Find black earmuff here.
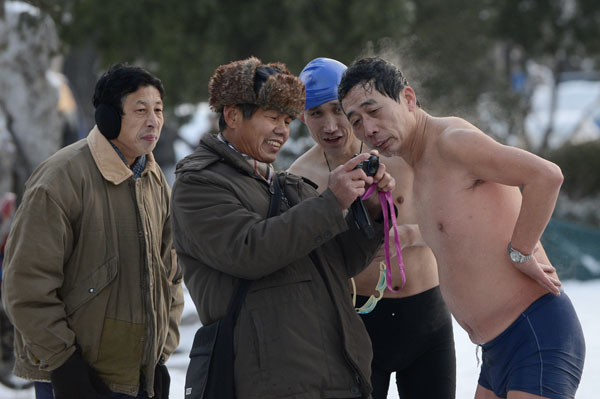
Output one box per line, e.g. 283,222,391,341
94,104,121,140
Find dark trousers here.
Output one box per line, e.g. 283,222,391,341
358,286,456,399
35,381,151,399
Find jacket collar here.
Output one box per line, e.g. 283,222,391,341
175,133,254,177
87,126,162,186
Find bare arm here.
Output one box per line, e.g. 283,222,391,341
439,128,562,251
439,127,563,294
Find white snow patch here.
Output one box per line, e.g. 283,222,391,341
581,254,600,274
5,1,40,16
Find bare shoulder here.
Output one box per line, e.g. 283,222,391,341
437,116,488,142
288,145,320,173
287,145,328,189
431,116,560,185
435,117,498,162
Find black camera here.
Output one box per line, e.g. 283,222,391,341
355,155,379,177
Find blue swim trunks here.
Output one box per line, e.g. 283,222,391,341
478,292,585,399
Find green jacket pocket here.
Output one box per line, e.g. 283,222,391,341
62,257,118,316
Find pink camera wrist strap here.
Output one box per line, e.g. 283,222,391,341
361,185,406,292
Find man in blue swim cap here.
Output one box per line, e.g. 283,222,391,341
289,57,457,399
291,58,358,172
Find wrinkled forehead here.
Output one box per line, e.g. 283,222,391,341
122,85,163,105
343,79,377,98
341,82,379,111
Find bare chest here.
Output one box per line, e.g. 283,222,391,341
378,156,418,223
412,162,522,261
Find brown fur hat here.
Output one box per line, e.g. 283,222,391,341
208,56,305,118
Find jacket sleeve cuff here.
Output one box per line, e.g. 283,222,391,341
43,345,77,372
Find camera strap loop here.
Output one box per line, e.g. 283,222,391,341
361,186,406,292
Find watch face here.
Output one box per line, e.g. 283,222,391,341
510,251,520,262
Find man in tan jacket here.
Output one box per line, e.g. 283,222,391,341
2,63,184,399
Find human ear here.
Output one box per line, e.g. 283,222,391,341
223,105,240,128
402,87,418,111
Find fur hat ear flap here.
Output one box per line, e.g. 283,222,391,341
208,57,305,119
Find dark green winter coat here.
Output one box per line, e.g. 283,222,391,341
172,133,385,399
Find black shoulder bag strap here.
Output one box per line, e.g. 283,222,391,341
200,174,283,399
230,173,282,310
226,174,282,318
267,173,282,220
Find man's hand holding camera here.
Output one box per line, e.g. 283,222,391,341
328,150,395,214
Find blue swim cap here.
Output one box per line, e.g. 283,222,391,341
299,57,347,110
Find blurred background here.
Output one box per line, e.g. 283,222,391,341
0,0,598,397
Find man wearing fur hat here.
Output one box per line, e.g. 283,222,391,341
171,57,395,398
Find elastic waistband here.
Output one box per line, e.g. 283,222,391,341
356,285,442,306
355,285,446,314
482,291,565,350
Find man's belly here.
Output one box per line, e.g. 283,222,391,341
436,251,554,344
412,171,559,343
353,245,439,298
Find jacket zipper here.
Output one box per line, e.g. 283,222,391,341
131,179,155,393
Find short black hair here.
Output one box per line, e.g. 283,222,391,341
92,63,165,114
338,57,411,105
217,65,283,131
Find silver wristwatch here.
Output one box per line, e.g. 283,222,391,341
507,241,533,263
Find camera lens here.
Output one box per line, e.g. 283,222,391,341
353,154,379,176
363,155,379,176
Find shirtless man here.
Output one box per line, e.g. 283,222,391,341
338,57,586,399
289,57,456,399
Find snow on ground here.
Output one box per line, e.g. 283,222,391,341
1,279,598,399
